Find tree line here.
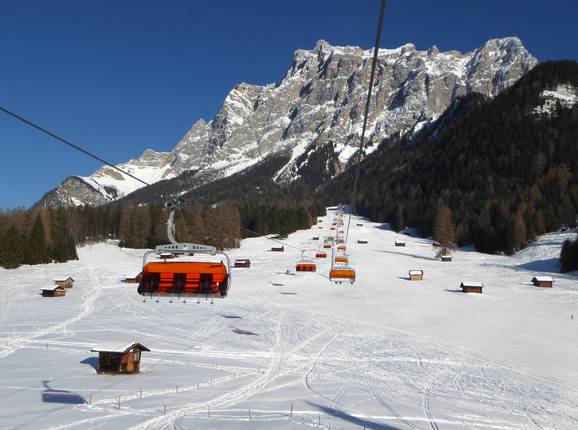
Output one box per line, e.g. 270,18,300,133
0,208,77,269
1,196,319,269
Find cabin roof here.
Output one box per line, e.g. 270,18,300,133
54,277,74,282
91,342,150,354
532,276,554,282
395,240,406,243
234,258,250,262
409,270,423,275
41,286,66,292
461,281,483,288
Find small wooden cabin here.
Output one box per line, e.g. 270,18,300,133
335,256,349,264
323,243,332,249
41,286,66,297
408,270,423,281
357,239,368,244
271,246,284,252
356,223,363,227
54,277,74,288
234,259,251,268
395,240,406,247
312,236,320,240
441,255,452,262
461,281,483,294
315,251,327,258
337,244,346,251
91,342,150,375
532,276,553,288
122,272,142,284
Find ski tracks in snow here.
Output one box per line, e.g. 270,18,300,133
0,261,102,360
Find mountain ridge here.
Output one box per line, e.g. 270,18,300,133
38,37,538,207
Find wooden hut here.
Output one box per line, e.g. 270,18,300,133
408,270,423,281
312,236,320,240
461,281,483,294
441,255,452,262
91,342,150,375
395,240,406,247
356,223,363,227
41,286,66,297
271,246,284,252
54,277,74,288
234,259,251,268
122,272,142,284
532,276,553,288
357,239,368,244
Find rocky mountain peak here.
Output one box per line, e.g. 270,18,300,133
39,37,538,208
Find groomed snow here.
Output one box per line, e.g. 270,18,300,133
1,210,578,429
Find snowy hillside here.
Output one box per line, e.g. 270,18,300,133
40,37,537,207
1,208,577,429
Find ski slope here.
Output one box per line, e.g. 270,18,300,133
1,208,578,430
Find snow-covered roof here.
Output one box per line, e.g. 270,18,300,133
41,286,66,292
532,276,554,282
461,281,483,288
395,240,406,244
91,342,150,354
54,277,74,282
409,270,423,275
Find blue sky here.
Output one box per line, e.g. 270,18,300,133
1,0,577,209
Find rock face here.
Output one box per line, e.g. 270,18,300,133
39,37,538,207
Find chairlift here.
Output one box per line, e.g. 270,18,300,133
137,199,231,299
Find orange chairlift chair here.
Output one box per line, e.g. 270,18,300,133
138,200,231,301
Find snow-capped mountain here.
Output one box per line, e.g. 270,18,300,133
39,37,538,207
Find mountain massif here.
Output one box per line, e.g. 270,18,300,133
39,37,538,207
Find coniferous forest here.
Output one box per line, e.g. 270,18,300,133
319,61,578,256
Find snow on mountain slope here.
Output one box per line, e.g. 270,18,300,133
532,83,578,116
41,37,537,207
1,209,577,429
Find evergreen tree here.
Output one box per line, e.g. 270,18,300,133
560,236,578,273
26,215,51,264
0,225,25,269
392,205,405,232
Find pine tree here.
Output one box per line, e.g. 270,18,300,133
392,205,405,232
0,225,25,269
433,204,456,257
26,215,51,264
560,236,578,273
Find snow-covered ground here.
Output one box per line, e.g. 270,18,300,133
1,209,578,429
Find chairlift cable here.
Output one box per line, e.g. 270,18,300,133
344,0,387,246
0,106,302,251
0,106,150,187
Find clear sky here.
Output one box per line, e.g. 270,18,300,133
1,0,577,209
